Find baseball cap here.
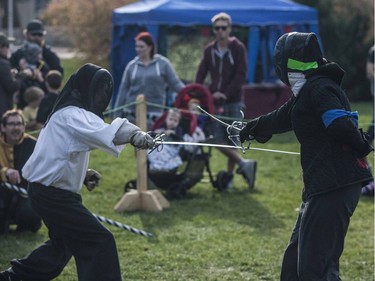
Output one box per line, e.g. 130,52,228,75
0,33,9,46
26,19,45,34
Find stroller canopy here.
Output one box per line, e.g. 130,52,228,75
174,83,215,115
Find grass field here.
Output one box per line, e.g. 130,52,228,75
0,59,373,280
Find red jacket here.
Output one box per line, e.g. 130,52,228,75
195,37,247,104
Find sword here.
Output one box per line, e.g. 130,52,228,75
155,140,300,155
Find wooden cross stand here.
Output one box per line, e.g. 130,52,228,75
114,95,170,212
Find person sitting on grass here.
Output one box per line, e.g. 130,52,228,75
0,109,41,234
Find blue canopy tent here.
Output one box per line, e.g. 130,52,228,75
111,0,320,106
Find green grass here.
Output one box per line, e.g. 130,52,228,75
0,59,373,280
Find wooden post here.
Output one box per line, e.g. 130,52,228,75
114,95,170,212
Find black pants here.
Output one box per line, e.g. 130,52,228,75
10,183,122,281
280,183,361,281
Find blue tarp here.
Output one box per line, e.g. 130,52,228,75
111,0,320,106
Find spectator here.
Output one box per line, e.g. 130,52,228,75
11,19,64,75
240,32,373,280
22,86,44,131
148,108,205,198
14,42,48,109
10,19,63,109
0,109,41,234
195,12,257,189
114,31,185,129
148,108,184,173
36,70,63,127
0,34,20,118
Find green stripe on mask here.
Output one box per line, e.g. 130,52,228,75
287,58,318,71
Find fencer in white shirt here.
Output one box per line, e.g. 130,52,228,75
0,63,154,281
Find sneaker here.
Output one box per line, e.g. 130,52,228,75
236,160,257,189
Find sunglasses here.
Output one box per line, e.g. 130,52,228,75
1,44,9,48
214,26,228,31
31,32,44,37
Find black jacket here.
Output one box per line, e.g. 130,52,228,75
251,63,373,200
10,44,64,75
0,55,20,117
0,134,36,189
36,92,59,124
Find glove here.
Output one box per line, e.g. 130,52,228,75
130,131,155,149
355,129,374,158
84,169,101,192
240,119,258,143
239,119,272,144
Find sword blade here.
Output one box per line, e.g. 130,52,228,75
157,141,300,155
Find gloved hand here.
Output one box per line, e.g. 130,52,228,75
239,119,272,144
355,129,374,158
84,169,102,192
130,131,155,149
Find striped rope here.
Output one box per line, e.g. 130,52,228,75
92,214,153,238
0,182,28,195
0,182,153,238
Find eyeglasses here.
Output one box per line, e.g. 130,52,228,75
135,45,146,49
214,26,228,31
30,32,44,37
6,122,24,127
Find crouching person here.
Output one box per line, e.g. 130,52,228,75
0,64,155,281
0,109,41,234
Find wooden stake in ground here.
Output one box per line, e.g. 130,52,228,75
114,95,170,212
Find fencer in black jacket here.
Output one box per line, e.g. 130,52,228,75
240,32,373,281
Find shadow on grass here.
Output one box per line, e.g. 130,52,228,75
121,186,285,242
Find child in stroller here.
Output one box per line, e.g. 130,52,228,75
124,83,233,198
147,107,206,198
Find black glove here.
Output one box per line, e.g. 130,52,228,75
84,169,101,192
239,119,272,144
130,131,155,149
239,120,255,143
355,129,374,158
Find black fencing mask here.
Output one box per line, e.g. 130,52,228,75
274,32,324,86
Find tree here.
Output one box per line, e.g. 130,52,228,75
295,0,374,100
43,0,136,69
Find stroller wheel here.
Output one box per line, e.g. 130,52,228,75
214,171,233,192
124,179,137,193
166,179,190,199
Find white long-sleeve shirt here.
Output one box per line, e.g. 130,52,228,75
23,106,136,193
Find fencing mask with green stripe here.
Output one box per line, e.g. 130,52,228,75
274,32,324,86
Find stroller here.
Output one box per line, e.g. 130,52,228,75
124,83,231,198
